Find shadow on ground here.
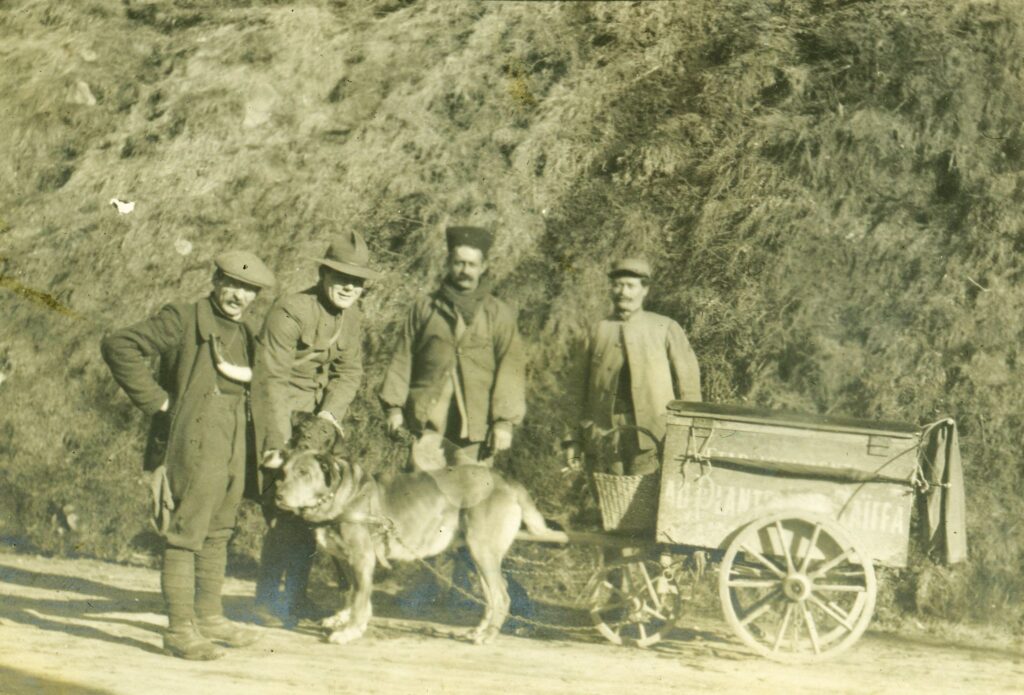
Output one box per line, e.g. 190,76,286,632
0,665,118,695
0,560,249,655
0,553,733,657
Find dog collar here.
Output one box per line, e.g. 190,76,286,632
294,455,346,524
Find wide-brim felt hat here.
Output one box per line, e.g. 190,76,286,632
608,256,652,279
214,250,276,289
311,231,380,280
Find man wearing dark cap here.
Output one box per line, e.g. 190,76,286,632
565,257,701,476
249,230,376,627
380,226,525,463
379,226,528,617
101,251,274,660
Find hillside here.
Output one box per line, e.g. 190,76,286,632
1,0,1023,630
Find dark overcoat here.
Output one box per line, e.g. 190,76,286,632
100,298,259,495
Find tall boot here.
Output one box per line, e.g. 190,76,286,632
280,516,317,621
195,533,260,647
195,533,229,620
161,546,222,660
253,516,288,626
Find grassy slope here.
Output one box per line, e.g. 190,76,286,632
1,0,1022,629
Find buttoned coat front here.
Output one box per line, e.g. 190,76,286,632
379,292,526,443
569,310,701,444
250,286,364,455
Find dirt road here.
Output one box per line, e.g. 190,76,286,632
0,550,1020,695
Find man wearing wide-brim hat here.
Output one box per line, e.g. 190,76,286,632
101,250,274,660
564,256,701,476
249,230,377,627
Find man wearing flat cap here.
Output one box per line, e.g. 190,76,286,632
249,230,376,627
565,257,701,476
380,225,526,464
101,250,274,660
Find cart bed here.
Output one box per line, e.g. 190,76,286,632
656,402,921,567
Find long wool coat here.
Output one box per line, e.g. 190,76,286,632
379,291,526,443
100,298,259,493
569,309,701,445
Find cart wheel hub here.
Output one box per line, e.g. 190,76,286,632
628,598,645,622
782,574,811,601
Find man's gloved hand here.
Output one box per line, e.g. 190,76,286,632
561,441,583,474
261,449,284,469
149,465,174,533
317,410,343,436
386,408,404,435
491,422,513,452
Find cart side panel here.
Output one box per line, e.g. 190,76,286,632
656,409,920,567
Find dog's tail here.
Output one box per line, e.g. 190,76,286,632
508,480,550,535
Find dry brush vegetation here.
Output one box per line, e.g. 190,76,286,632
1,0,1022,632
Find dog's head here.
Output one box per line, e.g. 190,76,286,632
289,411,345,456
273,413,364,521
274,449,339,514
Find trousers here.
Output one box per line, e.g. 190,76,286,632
165,391,247,551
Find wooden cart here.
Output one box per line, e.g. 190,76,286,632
522,401,954,662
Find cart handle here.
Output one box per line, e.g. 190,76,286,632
591,424,665,466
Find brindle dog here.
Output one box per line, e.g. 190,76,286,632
273,420,551,645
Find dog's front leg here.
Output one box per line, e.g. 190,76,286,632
322,556,355,631
326,527,376,645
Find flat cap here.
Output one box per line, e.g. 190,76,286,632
608,256,652,279
214,250,276,289
445,226,493,255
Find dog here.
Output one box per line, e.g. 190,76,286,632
273,426,551,645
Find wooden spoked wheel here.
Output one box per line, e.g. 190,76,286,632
719,512,877,662
589,556,683,648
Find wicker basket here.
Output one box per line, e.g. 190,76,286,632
592,472,659,532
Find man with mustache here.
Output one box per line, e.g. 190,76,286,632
250,231,377,628
380,225,525,465
379,226,529,616
101,251,275,660
565,257,701,477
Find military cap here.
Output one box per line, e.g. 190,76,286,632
445,226,493,255
608,257,652,279
214,250,276,289
313,231,380,280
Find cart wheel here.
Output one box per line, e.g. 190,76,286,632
588,555,683,648
719,512,876,662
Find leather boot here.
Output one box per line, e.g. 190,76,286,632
250,603,286,628
163,624,225,661
195,616,263,648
